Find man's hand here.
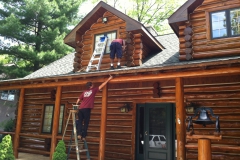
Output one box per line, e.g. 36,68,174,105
109,75,113,80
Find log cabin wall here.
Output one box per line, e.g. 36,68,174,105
184,75,240,160
179,0,240,61
8,72,240,159
60,74,239,160
61,79,175,160
73,11,150,72
17,87,58,154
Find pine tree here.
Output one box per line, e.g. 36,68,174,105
0,0,86,79
52,140,67,160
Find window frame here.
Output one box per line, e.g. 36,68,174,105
42,104,65,134
210,8,240,39
94,30,117,54
206,4,240,42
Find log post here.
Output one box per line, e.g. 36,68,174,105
198,139,211,160
50,86,62,159
13,88,25,158
98,84,108,160
175,77,186,160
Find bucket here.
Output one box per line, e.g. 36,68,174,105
100,36,106,42
72,105,78,110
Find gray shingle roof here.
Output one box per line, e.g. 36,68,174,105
141,34,179,67
22,33,240,80
24,52,75,79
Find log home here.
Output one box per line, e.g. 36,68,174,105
0,0,240,160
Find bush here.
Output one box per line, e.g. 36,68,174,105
0,134,15,160
52,140,67,160
0,119,15,143
0,119,15,132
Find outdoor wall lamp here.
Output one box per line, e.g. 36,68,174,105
185,107,220,134
120,103,132,113
102,17,108,23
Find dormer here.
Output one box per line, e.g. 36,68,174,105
64,1,164,72
168,0,240,61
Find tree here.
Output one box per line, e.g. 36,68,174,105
0,134,14,160
91,0,187,33
0,0,86,79
52,140,67,160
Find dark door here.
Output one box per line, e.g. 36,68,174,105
135,103,175,160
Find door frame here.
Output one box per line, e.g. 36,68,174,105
133,99,175,160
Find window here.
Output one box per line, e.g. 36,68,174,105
42,104,65,133
0,90,16,101
210,8,240,39
94,31,117,53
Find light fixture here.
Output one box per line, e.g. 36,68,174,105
185,107,220,134
102,17,108,23
120,103,132,113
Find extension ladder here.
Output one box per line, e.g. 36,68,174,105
86,36,108,72
62,105,90,160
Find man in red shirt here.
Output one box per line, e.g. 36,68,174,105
76,75,113,140
110,39,126,69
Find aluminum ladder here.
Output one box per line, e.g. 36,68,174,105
62,105,90,160
86,36,108,72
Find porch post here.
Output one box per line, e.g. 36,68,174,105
98,84,108,160
175,77,186,160
50,86,62,159
13,88,25,158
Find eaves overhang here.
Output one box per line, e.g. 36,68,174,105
1,56,240,90
168,0,204,37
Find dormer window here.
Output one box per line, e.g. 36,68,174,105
94,30,117,53
210,8,240,39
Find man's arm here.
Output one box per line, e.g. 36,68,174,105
99,75,113,90
76,98,80,105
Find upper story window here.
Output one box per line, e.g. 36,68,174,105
42,104,65,134
94,31,117,53
210,8,240,39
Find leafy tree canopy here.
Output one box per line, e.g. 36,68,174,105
0,0,86,79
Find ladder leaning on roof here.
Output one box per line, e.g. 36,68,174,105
62,105,90,160
86,36,108,72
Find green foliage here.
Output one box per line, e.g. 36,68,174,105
52,140,67,160
0,134,15,160
0,0,86,79
0,119,15,132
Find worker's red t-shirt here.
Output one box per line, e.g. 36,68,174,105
79,87,99,109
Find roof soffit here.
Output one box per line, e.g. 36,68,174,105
168,0,204,36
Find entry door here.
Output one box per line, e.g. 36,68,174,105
136,103,175,160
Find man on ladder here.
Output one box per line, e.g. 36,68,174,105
76,75,113,140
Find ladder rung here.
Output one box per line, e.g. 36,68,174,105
79,149,88,153
91,58,100,61
88,65,98,68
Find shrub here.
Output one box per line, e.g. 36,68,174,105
52,140,67,160
0,134,14,160
2,119,15,132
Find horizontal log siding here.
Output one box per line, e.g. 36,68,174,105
184,75,240,160
179,0,240,61
73,11,128,72
19,87,56,154
19,74,240,159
